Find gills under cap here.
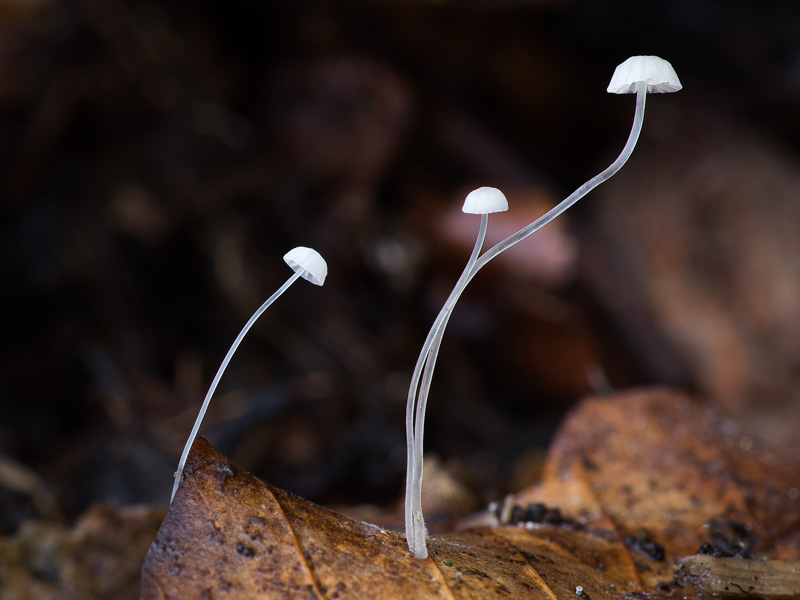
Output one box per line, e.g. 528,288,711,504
462,187,509,215
607,55,682,94
283,246,327,286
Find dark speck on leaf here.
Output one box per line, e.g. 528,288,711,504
544,507,563,524
529,503,547,522
702,516,755,558
625,535,665,561
498,501,582,529
511,505,528,523
236,542,255,557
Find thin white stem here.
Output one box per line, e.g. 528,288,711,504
405,214,488,558
170,271,302,502
471,85,646,279
403,86,647,558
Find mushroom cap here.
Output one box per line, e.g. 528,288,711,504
283,246,327,286
462,187,509,215
607,56,682,94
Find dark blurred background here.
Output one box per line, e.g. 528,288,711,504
2,0,800,536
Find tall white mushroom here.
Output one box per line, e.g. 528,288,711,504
465,56,681,278
170,246,327,502
403,55,681,559
405,187,507,559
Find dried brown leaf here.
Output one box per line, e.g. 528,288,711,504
142,444,643,599
501,388,800,592
141,389,800,599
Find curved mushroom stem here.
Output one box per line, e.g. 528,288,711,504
470,84,646,278
404,85,647,558
405,213,488,559
171,270,302,502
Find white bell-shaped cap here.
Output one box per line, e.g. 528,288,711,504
283,246,327,286
607,56,682,94
462,186,509,215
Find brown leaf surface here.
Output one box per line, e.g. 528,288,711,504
503,388,800,591
141,389,800,599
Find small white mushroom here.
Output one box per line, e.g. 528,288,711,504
405,187,507,559
403,56,682,560
283,246,328,286
607,55,682,94
170,246,326,502
461,186,510,215
463,55,682,282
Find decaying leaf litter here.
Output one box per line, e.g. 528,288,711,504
142,53,684,590
4,2,800,600
142,390,800,599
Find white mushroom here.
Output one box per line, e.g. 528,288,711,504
170,246,326,502
403,55,682,560
465,55,682,283
283,246,328,286
405,187,507,559
607,55,682,94
461,186,510,215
